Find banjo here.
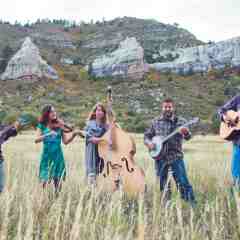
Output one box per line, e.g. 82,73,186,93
149,117,199,160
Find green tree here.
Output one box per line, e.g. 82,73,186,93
0,45,14,73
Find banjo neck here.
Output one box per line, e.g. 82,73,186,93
161,128,181,144
161,117,199,144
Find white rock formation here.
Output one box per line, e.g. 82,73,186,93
150,37,240,74
1,37,58,80
91,37,145,78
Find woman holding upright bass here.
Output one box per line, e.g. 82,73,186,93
84,103,108,185
84,87,145,196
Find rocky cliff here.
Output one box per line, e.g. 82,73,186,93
150,37,240,74
90,37,146,78
1,37,58,80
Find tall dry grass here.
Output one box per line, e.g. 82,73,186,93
0,133,239,240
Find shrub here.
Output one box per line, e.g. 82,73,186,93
64,72,79,81
211,112,221,134
79,68,89,80
0,111,7,123
3,113,18,124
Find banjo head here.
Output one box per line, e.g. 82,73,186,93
149,136,163,159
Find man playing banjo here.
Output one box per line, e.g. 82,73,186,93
144,98,196,205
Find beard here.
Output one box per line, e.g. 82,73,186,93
163,111,173,118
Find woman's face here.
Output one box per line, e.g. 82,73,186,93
48,108,57,121
95,105,105,120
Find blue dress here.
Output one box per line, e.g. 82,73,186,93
37,123,66,182
84,120,108,177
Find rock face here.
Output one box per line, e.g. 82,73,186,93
90,37,146,78
79,17,202,64
150,37,240,74
1,37,58,80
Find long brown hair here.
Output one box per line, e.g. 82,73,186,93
87,102,107,124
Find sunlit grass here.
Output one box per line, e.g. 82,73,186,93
0,132,239,239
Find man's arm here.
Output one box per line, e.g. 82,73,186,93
0,123,18,145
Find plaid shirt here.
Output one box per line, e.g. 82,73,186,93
144,115,191,163
0,125,17,162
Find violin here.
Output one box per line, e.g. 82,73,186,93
48,118,73,133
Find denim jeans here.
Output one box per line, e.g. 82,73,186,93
155,159,195,203
0,161,4,193
232,144,240,186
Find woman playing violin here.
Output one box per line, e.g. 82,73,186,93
35,105,79,193
84,103,108,185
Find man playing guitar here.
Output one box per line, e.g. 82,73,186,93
218,94,240,188
144,98,196,205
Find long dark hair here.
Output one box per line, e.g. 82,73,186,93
39,105,56,126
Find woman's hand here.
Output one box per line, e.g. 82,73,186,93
46,130,57,137
35,129,57,143
73,130,85,138
90,137,100,144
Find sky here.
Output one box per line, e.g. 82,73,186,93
0,0,239,42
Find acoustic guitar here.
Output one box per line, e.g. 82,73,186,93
149,117,199,160
219,110,240,141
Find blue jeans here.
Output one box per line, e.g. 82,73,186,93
155,159,195,203
0,161,4,193
232,144,240,186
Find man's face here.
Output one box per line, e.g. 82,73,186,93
162,102,174,118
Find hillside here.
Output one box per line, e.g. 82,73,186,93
0,17,203,67
0,64,239,133
0,18,238,133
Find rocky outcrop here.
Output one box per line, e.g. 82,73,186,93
79,17,203,64
1,37,58,80
150,37,240,74
90,37,146,78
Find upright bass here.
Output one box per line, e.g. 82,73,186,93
97,87,145,196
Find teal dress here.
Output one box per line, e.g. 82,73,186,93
37,123,66,182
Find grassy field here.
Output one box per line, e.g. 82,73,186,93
0,133,239,240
